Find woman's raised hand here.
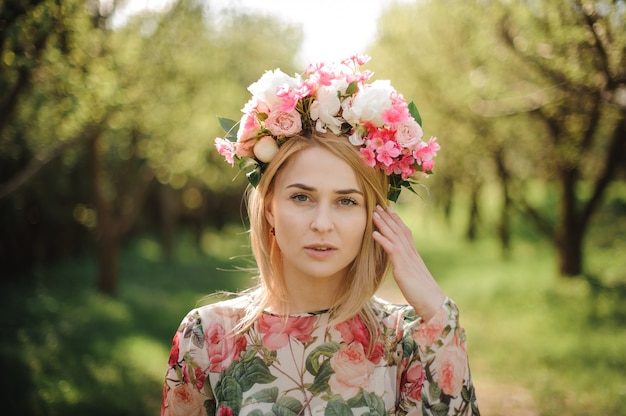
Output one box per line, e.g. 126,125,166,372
372,205,446,322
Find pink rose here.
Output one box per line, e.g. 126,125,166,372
205,322,247,372
335,317,384,363
168,332,180,367
413,306,448,347
217,404,233,416
434,334,467,397
265,110,302,137
258,314,316,350
336,316,369,345
194,366,206,390
401,361,424,401
328,343,374,400
394,119,423,152
166,384,205,416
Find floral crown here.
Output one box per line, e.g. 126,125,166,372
214,54,439,202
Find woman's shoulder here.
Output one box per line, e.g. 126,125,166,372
188,294,251,324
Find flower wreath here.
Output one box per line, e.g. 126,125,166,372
214,54,439,202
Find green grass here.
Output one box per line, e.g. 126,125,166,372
2,208,625,415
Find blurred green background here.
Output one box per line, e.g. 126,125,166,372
1,1,625,415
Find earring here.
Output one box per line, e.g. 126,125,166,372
270,227,275,236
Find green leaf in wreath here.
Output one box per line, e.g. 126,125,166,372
345,81,359,96
305,342,341,375
247,165,262,188
218,117,239,140
272,396,303,416
244,387,279,405
324,400,354,416
408,101,422,127
247,411,264,416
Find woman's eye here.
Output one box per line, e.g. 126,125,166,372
339,197,357,206
292,194,309,202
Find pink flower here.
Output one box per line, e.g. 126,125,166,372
336,316,369,345
257,314,316,350
205,322,247,372
328,343,373,400
235,138,255,158
394,119,423,151
422,159,435,172
166,384,205,416
217,405,233,416
168,332,180,367
237,110,261,143
360,146,376,167
265,110,302,137
214,138,236,166
401,361,424,401
413,306,448,347
194,367,206,390
376,140,401,167
414,137,440,165
382,92,410,125
435,333,467,397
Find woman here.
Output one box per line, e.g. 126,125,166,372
162,55,480,415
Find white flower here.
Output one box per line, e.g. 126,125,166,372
310,79,347,134
248,69,299,111
348,132,364,146
342,80,394,126
253,136,279,163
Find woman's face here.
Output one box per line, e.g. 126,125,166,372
265,146,368,286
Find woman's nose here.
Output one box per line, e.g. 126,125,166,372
310,205,334,233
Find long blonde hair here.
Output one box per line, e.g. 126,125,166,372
237,132,391,335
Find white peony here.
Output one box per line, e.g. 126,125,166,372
310,79,347,134
342,80,394,126
247,69,299,111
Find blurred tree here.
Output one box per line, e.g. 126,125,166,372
0,0,302,293
370,0,626,277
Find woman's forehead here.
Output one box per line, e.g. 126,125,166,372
275,147,361,191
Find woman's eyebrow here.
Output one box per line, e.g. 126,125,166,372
286,183,362,195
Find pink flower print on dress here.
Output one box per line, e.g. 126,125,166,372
205,322,247,372
435,332,467,397
328,343,374,400
167,384,206,416
257,314,316,350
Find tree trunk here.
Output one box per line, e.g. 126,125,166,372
494,150,511,258
89,134,119,296
557,168,583,277
466,184,480,241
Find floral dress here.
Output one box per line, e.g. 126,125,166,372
162,296,479,416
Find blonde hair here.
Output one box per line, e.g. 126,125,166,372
234,132,391,336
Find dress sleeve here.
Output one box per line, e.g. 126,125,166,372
161,310,214,416
403,298,480,415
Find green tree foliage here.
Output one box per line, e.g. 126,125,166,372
0,0,302,292
370,0,626,279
